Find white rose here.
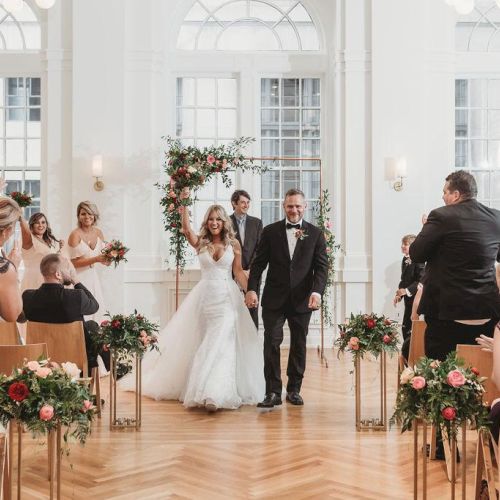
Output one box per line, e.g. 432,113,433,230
61,361,81,380
187,166,197,174
400,367,415,384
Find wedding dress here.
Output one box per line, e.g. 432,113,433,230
120,245,265,409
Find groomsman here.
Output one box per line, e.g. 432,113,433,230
230,189,263,328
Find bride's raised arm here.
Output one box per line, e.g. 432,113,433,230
232,240,248,292
180,187,199,249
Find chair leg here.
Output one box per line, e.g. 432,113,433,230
91,367,102,418
430,425,437,460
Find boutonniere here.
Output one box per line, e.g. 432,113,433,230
294,228,308,241
404,256,412,265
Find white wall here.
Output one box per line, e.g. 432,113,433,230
30,0,461,343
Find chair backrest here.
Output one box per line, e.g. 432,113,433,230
26,321,88,377
0,322,21,345
408,320,427,367
0,343,48,376
456,344,500,406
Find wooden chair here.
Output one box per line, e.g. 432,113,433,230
0,343,48,376
407,320,427,367
26,321,101,417
455,344,500,496
0,322,21,346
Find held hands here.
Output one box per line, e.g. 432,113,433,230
58,239,65,251
245,291,258,308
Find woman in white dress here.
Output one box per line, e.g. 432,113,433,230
20,213,64,292
67,201,110,322
121,188,265,411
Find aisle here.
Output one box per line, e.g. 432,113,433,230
17,349,476,499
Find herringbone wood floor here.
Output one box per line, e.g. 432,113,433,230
11,349,482,499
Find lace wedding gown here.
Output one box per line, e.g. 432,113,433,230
120,245,265,409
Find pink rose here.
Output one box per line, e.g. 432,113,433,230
35,367,52,379
81,400,93,413
100,320,110,327
348,337,359,350
26,361,41,371
110,250,118,258
39,405,54,421
447,369,466,388
325,221,332,229
168,190,176,198
207,154,216,164
383,335,391,344
140,330,147,337
442,407,456,421
411,376,426,390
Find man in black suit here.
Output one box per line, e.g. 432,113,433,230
246,188,328,408
394,234,425,360
410,170,500,361
22,253,102,375
230,189,263,328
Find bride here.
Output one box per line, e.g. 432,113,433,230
121,188,264,411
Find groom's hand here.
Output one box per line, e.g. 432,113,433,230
308,293,321,310
245,291,258,308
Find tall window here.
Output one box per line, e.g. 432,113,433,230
176,76,238,234
0,2,41,51
1,77,41,216
260,77,320,225
455,78,500,208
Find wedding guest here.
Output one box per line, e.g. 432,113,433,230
20,213,64,292
68,201,109,322
230,189,263,328
0,196,23,322
394,234,424,360
23,253,100,375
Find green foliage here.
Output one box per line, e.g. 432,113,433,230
335,312,399,360
313,189,341,326
391,352,490,438
157,136,265,271
93,311,159,358
0,359,95,447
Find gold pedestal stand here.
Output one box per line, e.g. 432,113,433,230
355,351,387,431
109,352,142,430
412,421,467,500
6,420,62,499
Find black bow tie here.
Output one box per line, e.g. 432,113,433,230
286,223,300,230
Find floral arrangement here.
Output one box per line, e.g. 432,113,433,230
102,239,129,268
335,313,399,360
314,189,340,326
9,191,32,208
93,311,160,358
0,359,95,446
391,353,489,438
157,136,265,271
294,228,308,241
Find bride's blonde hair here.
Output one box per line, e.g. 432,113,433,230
197,205,237,254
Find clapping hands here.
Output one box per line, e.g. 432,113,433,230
476,334,494,352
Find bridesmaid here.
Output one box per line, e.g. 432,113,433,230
68,201,110,322
20,212,64,292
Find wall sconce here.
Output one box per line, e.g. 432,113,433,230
92,155,104,191
386,157,407,191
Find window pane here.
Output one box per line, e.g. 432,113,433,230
489,110,500,139
455,110,468,137
261,109,279,137
217,109,237,137
455,79,468,107
302,109,320,137
6,139,24,166
177,78,195,106
282,170,300,193
282,79,299,107
261,79,279,107
217,79,237,108
491,171,500,199
489,80,500,109
197,78,216,107
455,140,467,168
470,110,487,138
177,108,195,137
27,139,40,166
302,171,320,199
302,78,320,107
261,201,280,226
196,109,216,137
282,139,300,158
262,138,279,157
471,140,488,168
261,170,280,198
281,109,300,137
470,80,487,108
474,171,490,199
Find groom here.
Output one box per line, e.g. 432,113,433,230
245,188,328,408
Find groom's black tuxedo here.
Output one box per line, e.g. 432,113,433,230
248,219,328,395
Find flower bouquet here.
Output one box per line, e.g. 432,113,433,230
94,311,159,358
391,353,489,437
0,359,95,445
335,313,399,360
9,191,32,208
102,239,129,268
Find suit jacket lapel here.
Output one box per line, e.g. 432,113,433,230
291,220,308,263
279,220,291,262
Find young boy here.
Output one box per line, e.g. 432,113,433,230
394,234,425,354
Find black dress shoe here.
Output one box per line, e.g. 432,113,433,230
257,393,282,408
286,392,304,405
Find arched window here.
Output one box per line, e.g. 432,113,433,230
177,0,319,51
0,2,41,51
